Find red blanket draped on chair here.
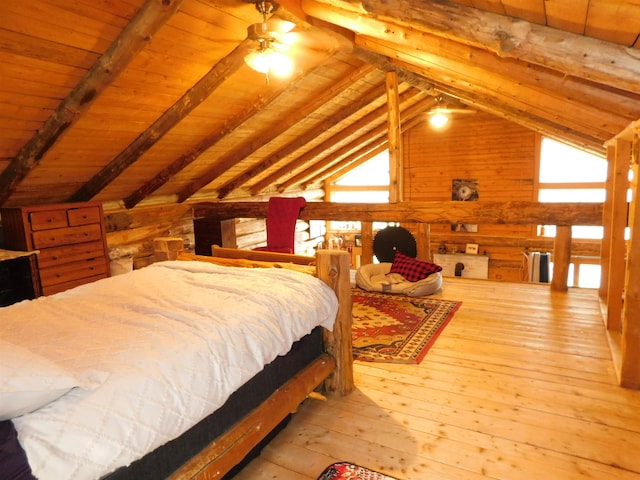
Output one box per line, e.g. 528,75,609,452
254,196,307,254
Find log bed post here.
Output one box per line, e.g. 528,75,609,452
315,249,355,396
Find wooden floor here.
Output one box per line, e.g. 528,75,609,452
234,278,640,480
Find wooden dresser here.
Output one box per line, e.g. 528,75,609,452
1,202,110,296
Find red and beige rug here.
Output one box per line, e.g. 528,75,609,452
352,289,461,364
318,461,399,479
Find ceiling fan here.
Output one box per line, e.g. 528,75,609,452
244,0,297,77
427,96,477,129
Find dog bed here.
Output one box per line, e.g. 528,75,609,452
356,261,442,297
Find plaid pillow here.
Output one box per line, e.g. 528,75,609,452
388,251,442,282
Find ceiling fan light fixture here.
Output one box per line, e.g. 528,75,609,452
245,42,292,76
244,0,294,77
428,111,449,129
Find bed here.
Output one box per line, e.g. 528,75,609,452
0,241,353,480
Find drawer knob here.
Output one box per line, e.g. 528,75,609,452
52,255,59,260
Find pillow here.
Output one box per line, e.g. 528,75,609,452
0,341,80,420
388,251,442,282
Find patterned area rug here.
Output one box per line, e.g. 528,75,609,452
352,289,461,364
318,462,399,479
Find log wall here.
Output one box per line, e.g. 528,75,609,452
403,112,595,281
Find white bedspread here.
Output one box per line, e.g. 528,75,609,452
1,260,338,480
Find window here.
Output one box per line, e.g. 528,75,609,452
327,151,390,231
537,138,607,287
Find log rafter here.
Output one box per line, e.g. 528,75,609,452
296,0,640,151
68,39,254,203
276,89,424,190
301,98,430,188
123,59,333,209
359,0,640,95
212,63,376,200
286,94,433,190
243,83,390,196
0,0,186,206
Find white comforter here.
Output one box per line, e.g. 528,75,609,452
1,260,338,480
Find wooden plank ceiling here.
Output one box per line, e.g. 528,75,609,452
0,0,639,208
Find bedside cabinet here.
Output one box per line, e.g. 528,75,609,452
0,251,40,306
433,253,489,279
1,202,111,296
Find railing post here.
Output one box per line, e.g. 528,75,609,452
360,221,374,264
551,225,572,291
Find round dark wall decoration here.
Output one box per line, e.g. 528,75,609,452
372,226,417,262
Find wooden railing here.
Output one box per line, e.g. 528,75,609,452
194,201,603,292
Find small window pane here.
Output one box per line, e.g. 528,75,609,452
539,138,607,183
332,190,389,203
537,225,603,239
335,153,390,186
578,264,601,289
538,189,605,203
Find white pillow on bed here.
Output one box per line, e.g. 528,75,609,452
0,341,95,420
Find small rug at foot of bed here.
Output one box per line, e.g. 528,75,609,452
317,461,399,479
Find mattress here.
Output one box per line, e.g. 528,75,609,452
0,260,338,480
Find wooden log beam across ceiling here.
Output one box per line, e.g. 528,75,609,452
305,142,389,188
357,35,630,145
283,94,433,190
68,38,254,204
246,82,391,196
300,99,430,188
178,61,373,202
123,60,337,209
297,0,640,149
0,0,185,206
193,201,604,226
274,88,424,191
359,0,640,96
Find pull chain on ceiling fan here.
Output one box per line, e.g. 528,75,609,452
244,0,295,78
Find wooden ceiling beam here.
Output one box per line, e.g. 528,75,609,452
356,0,640,95
275,89,425,191
181,62,376,202
357,36,623,150
302,99,429,187
0,0,185,206
246,82,389,196
68,38,253,204
310,142,389,188
193,200,604,225
285,94,432,190
122,59,329,209
299,0,640,148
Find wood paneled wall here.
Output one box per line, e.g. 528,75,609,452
404,113,576,282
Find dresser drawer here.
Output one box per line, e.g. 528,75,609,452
67,206,101,226
37,241,106,269
32,224,103,249
41,274,107,296
29,209,69,230
39,257,108,288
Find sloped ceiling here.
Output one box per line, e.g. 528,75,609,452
1,0,639,209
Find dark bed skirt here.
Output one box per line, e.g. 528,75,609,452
104,326,324,479
0,327,324,480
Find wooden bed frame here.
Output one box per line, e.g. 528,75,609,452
152,239,354,479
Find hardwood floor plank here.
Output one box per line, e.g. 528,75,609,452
233,279,640,479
